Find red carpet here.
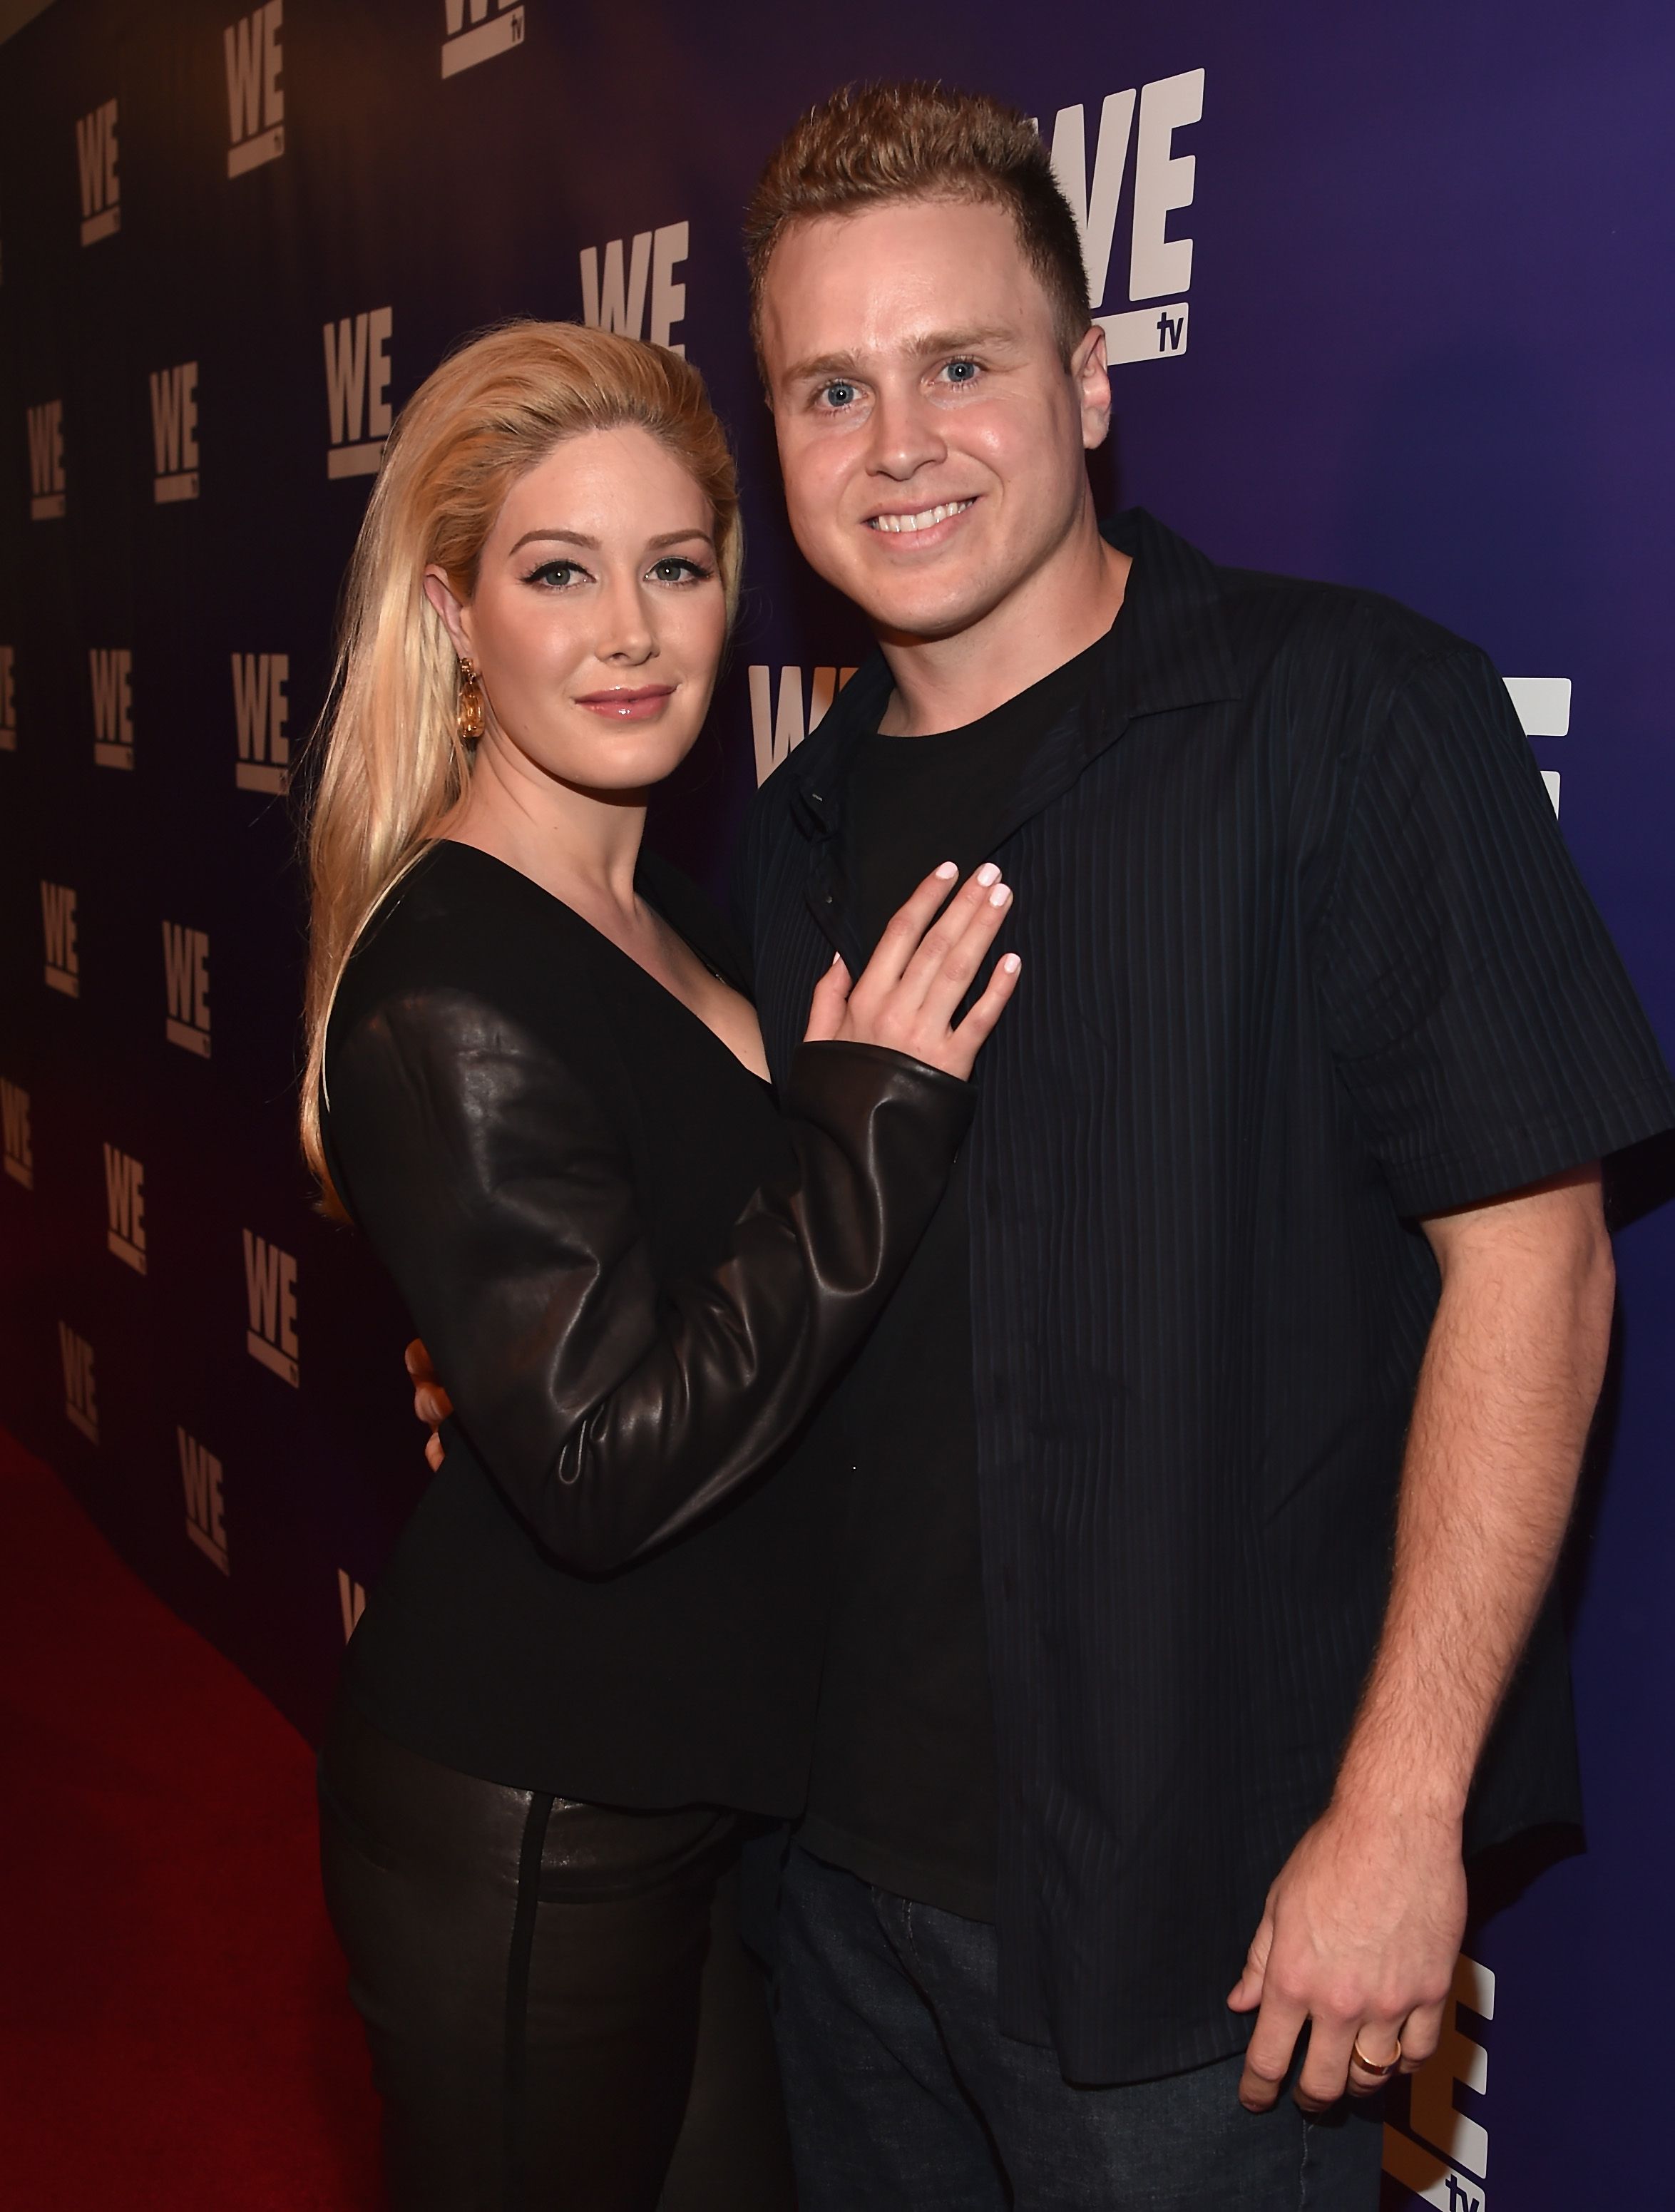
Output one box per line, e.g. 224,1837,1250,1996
0,1431,381,2208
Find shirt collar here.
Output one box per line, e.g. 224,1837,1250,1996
786,508,1244,844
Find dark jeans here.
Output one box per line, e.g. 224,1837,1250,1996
317,1699,795,2211
773,1845,1385,2212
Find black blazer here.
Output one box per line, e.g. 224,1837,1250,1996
322,839,970,1812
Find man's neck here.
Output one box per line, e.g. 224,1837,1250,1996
874,509,1131,737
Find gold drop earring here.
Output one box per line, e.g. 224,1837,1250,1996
457,656,486,744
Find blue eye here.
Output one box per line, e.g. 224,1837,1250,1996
525,558,584,589
820,381,857,410
943,359,979,384
648,556,712,584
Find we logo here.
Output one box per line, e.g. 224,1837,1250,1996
178,1428,230,1572
59,1323,98,1443
27,400,66,520
91,650,133,770
1,1080,32,1189
102,1144,145,1274
225,2,284,177
580,223,690,356
243,1229,298,1386
1383,1955,1493,2211
441,0,524,79
323,308,392,478
75,99,120,246
337,1568,367,1640
162,921,210,1055
42,883,78,997
1505,675,1569,818
150,364,199,503
232,653,290,792
748,665,858,787
1043,68,1204,365
0,645,14,750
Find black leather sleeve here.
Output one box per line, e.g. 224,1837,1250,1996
326,990,973,1572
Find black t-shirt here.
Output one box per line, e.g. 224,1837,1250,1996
796,637,1108,1920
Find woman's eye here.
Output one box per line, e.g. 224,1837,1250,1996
648,557,712,585
526,559,585,589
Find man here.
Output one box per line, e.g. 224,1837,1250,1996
724,81,1674,2209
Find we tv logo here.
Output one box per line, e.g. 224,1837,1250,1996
749,665,858,786
27,401,66,520
1043,68,1204,365
103,1144,145,1274
1,645,14,749
225,3,284,177
323,308,392,478
150,364,199,503
60,1323,98,1443
1383,1955,1494,2211
91,650,133,770
232,653,289,792
76,99,120,245
179,1428,230,1572
162,921,210,1055
42,883,78,997
441,0,524,79
580,223,689,356
243,1229,298,1386
1,1080,32,1189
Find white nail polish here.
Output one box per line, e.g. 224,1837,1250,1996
935,861,958,879
977,862,1000,887
1001,953,1021,973
989,884,1011,907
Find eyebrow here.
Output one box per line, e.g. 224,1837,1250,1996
506,525,716,555
781,327,1020,386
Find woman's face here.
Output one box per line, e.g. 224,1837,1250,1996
428,424,727,797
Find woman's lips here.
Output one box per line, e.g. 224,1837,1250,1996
573,686,676,721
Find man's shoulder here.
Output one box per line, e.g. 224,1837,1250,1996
1209,555,1475,695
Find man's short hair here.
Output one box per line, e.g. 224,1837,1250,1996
744,81,1093,368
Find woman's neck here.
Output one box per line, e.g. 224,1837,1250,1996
449,734,648,922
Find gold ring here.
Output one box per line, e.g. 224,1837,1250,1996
1350,2036,1402,2079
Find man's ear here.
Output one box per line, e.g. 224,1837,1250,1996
422,565,473,660
1073,324,1113,453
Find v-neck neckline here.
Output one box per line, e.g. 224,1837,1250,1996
434,839,773,1092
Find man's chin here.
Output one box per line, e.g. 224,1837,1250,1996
847,565,1011,647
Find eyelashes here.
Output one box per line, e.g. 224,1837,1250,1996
518,556,716,590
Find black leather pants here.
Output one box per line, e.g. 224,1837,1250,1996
318,1699,796,2211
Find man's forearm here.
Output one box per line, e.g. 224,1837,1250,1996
1333,1164,1614,1828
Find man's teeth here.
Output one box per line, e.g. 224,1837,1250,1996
869,500,973,534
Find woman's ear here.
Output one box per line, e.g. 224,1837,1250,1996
423,565,473,659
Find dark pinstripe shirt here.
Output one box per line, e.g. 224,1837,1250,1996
735,510,1675,2082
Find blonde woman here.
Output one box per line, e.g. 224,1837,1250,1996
302,321,1019,2211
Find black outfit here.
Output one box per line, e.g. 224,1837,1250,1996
796,639,1105,1922
317,839,973,2207
736,508,1675,2085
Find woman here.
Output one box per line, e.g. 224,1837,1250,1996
301,320,1019,2211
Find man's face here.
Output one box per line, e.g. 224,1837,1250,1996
759,196,1109,642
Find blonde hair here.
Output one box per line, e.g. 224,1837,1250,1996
299,319,742,1212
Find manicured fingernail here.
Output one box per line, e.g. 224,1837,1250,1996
1000,953,1020,973
831,950,843,966
976,862,1000,886
989,884,1011,907
935,861,958,879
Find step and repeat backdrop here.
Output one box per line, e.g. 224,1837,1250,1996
2,1,1671,2201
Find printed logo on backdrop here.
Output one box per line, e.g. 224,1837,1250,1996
102,1144,145,1273
232,653,290,792
150,364,199,502
27,400,66,518
1040,68,1203,366
338,1568,366,1639
1,1080,32,1188
580,225,690,357
59,1323,97,1442
243,1229,298,1385
441,0,525,81
324,308,392,478
76,99,120,245
42,883,78,996
225,3,284,177
91,650,133,769
162,921,210,1054
178,1428,229,1572
1383,1955,1493,2210
0,645,14,749
749,665,859,786
1504,675,1569,816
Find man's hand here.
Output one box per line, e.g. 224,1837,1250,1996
405,1338,454,1472
1226,1797,1464,2110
